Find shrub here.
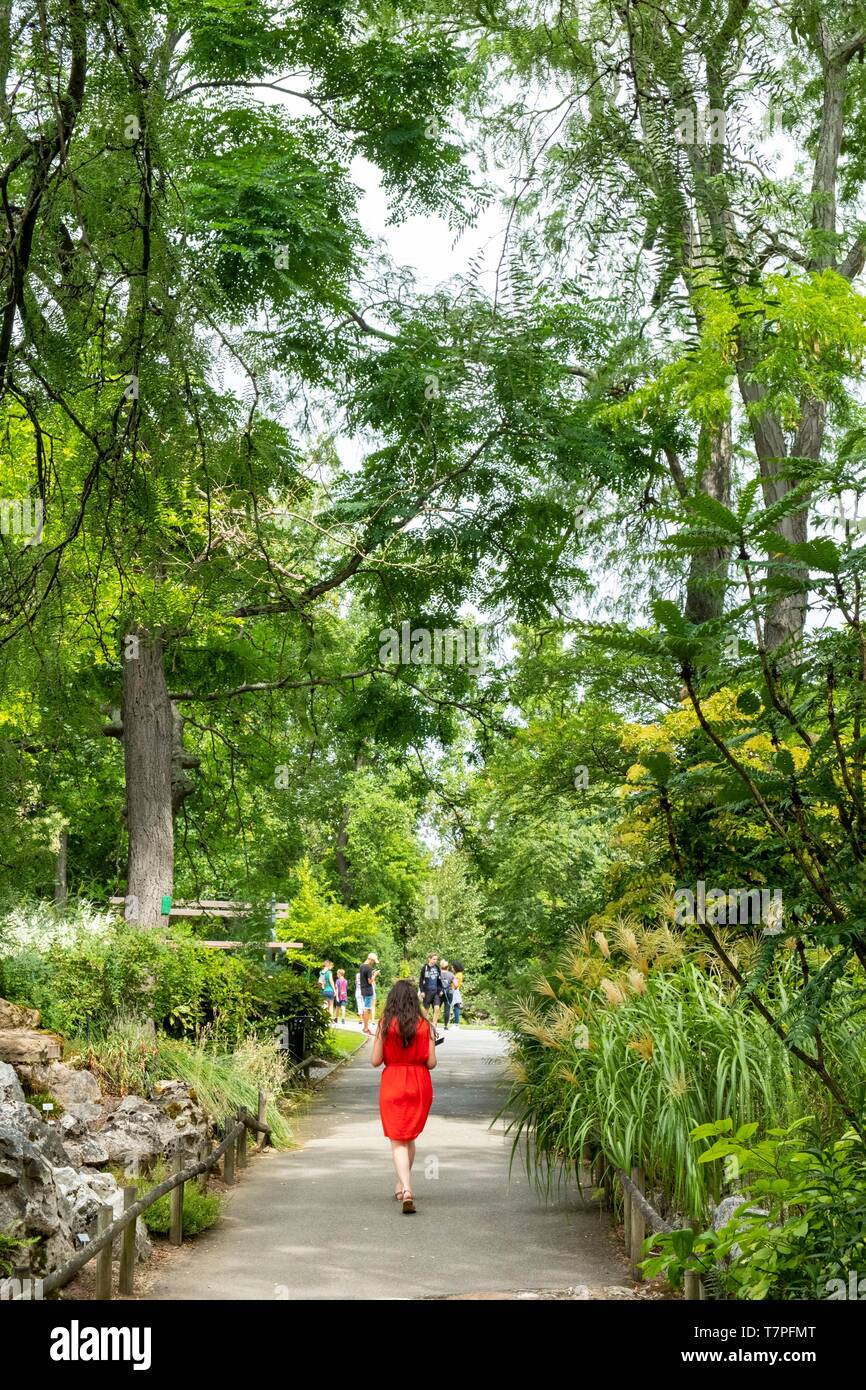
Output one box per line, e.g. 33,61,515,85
138,1169,221,1238
0,917,253,1041
504,919,866,1223
24,1090,63,1117
245,966,331,1059
277,858,393,976
645,1122,866,1300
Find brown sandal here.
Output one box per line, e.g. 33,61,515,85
401,1191,416,1214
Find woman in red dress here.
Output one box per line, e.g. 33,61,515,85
372,978,437,1213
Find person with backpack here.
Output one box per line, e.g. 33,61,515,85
318,959,336,1019
418,953,445,1032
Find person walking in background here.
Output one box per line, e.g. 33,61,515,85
451,961,464,1027
318,959,336,1019
372,978,437,1214
359,952,379,1035
439,959,455,1029
355,969,364,1020
335,968,348,1024
418,953,444,1033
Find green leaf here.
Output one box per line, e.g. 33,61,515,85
736,690,762,715
787,538,841,572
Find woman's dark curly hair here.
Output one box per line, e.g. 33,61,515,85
380,978,429,1048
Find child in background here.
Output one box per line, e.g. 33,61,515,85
451,960,464,1027
335,968,348,1023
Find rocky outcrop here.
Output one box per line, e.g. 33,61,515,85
0,1030,62,1066
0,1061,152,1277
52,1166,151,1264
57,1113,110,1169
17,1060,102,1123
0,1062,76,1275
99,1083,211,1174
0,998,40,1030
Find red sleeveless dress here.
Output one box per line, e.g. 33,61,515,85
379,1018,434,1141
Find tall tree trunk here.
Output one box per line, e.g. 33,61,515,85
122,628,174,926
53,829,68,909
684,417,732,625
334,816,353,906
333,746,367,906
736,362,810,652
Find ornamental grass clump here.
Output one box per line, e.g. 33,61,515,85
504,916,866,1225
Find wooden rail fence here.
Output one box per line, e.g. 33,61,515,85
588,1151,705,1299
11,1095,273,1302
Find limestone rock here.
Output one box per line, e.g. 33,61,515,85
0,1060,26,1107
53,1165,151,1263
712,1195,768,1262
99,1083,211,1174
17,1060,102,1122
63,1133,110,1168
99,1096,164,1174
0,998,40,1030
712,1195,766,1231
58,1111,86,1142
0,1119,75,1275
0,1030,62,1066
150,1080,211,1157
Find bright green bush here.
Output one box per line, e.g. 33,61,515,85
140,1173,221,1237
645,1122,866,1300
0,917,253,1040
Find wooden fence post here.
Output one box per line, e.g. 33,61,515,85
223,1115,236,1185
119,1187,137,1295
236,1109,248,1169
630,1166,646,1280
95,1204,113,1300
684,1218,704,1300
256,1090,268,1151
170,1146,184,1246
623,1175,632,1251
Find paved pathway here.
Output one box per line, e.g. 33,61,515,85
147,1028,625,1300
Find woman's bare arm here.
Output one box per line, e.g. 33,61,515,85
426,1021,438,1070
371,1022,384,1068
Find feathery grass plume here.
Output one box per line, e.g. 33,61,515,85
600,977,626,1006
557,1066,582,1086
644,924,687,968
564,952,594,982
550,1000,582,1042
611,918,641,961
534,975,558,1000
507,994,562,1048
627,1033,654,1061
627,967,647,995
653,888,683,928
593,930,611,959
